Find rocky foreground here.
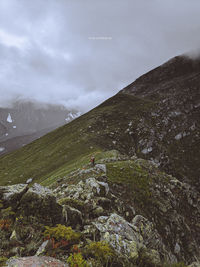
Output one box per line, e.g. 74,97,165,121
0,152,199,266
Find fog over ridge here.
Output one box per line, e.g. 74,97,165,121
0,0,200,111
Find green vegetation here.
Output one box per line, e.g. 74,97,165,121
44,150,119,186
0,110,100,186
0,93,155,186
0,207,15,219
0,257,8,267
44,224,81,244
67,253,89,267
84,241,114,265
107,160,152,208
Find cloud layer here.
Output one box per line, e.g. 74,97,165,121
0,0,200,111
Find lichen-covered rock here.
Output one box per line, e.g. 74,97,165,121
18,183,63,224
132,215,176,262
57,178,112,222
95,164,107,173
149,175,200,263
9,230,18,242
0,184,28,209
6,256,68,267
93,213,138,241
36,240,52,256
63,205,83,229
60,178,109,201
102,231,139,261
92,213,175,264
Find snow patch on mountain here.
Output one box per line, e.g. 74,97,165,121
0,147,5,152
7,113,13,123
65,112,81,123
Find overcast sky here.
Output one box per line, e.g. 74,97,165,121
0,0,200,111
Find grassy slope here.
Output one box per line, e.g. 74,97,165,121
0,93,154,186
0,90,198,188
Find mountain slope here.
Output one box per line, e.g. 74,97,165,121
0,54,200,266
121,55,200,187
0,54,199,189
0,93,154,186
0,126,57,156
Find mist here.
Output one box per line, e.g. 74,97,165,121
0,0,200,112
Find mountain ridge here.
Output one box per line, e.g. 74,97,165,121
0,54,200,266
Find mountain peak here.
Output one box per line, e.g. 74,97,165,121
121,54,200,97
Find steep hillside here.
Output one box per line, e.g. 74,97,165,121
121,55,200,187
0,93,155,186
0,127,56,156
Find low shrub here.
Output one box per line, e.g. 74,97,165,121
67,253,89,267
44,224,81,243
84,241,114,265
43,224,81,251
0,219,12,230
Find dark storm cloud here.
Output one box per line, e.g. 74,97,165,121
0,0,200,111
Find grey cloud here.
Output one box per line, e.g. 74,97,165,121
0,0,200,111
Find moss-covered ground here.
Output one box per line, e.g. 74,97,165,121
107,160,151,206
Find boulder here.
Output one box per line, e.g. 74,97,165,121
0,184,28,209
95,164,107,173
132,215,176,262
61,178,109,201
19,183,63,224
36,240,52,256
84,178,109,197
63,205,83,229
92,213,140,260
93,213,138,241
6,256,68,267
92,213,175,264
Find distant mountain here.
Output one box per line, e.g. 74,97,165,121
0,101,81,155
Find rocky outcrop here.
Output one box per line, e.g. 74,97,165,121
91,213,175,264
0,184,28,209
0,183,64,262
0,155,199,266
19,183,63,225
53,157,200,265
